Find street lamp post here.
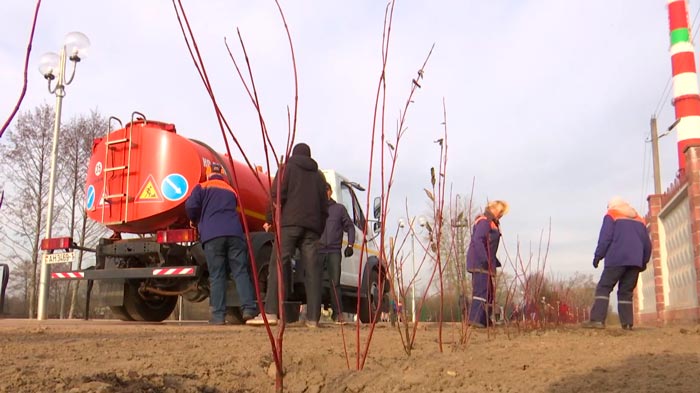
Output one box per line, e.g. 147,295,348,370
410,228,416,323
36,32,90,320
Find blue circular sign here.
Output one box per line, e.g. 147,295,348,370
161,174,189,201
86,185,96,209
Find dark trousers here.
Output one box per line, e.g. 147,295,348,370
590,266,640,325
468,271,494,326
319,251,342,320
203,236,258,321
264,226,320,317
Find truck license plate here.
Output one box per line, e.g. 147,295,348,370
43,251,75,264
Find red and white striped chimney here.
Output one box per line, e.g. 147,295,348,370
668,0,700,171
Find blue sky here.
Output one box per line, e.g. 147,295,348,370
0,1,686,278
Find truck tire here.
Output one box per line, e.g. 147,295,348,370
359,269,380,323
254,243,271,299
109,306,134,321
123,282,178,322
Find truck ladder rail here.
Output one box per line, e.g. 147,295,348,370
106,138,129,145
104,166,128,172
101,113,138,225
102,221,126,226
103,193,127,200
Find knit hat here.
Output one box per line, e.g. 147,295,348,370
607,196,627,209
292,143,311,157
206,163,224,179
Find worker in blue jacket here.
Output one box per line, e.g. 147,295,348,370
185,163,258,325
315,182,356,323
466,200,509,328
583,197,651,330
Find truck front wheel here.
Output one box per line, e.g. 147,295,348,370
359,269,381,323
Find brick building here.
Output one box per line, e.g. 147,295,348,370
636,1,700,324
637,148,700,324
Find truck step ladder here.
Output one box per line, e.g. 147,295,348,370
100,113,142,225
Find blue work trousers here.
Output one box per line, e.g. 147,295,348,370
320,251,343,320
590,266,640,326
204,236,258,322
469,271,494,326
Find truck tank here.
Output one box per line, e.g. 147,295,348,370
84,118,270,233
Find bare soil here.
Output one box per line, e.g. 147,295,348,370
0,319,699,393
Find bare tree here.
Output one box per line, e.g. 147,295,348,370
56,110,109,318
0,104,59,318
4,257,31,311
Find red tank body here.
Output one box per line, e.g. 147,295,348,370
84,119,270,234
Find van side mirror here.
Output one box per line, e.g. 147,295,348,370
373,197,381,219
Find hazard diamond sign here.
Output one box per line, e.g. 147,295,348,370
135,175,163,203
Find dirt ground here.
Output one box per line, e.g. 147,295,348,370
1,319,699,393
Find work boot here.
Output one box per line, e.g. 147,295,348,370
621,324,633,330
582,320,605,329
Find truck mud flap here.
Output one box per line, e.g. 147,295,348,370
190,243,207,266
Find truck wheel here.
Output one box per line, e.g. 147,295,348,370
123,282,177,322
359,269,380,323
109,306,134,321
254,243,271,300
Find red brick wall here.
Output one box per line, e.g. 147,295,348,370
646,194,664,324
638,311,658,325
686,146,700,308
642,145,700,325
664,307,700,323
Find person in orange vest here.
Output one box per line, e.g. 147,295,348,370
186,163,258,325
583,197,651,330
466,200,508,328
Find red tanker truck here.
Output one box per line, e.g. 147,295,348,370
43,112,387,323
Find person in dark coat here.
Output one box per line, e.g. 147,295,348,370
185,163,258,325
314,182,356,323
247,143,328,327
466,200,509,328
583,197,652,330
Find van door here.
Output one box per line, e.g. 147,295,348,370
338,182,365,288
